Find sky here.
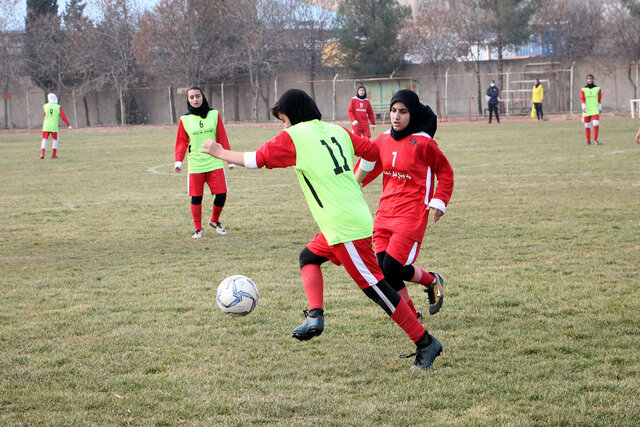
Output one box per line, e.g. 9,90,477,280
9,0,160,26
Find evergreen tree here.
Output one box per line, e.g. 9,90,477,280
334,0,410,76
25,0,61,91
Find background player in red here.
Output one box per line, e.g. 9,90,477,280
200,89,443,370
174,87,233,239
581,74,602,145
348,85,376,137
355,89,454,320
41,93,71,159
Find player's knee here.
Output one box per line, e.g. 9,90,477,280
191,195,203,205
362,280,401,315
380,254,407,291
299,247,328,269
213,193,226,207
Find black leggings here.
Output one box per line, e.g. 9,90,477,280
488,104,500,123
191,193,226,206
534,103,543,120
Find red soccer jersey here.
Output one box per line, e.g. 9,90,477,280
348,97,376,129
360,131,453,241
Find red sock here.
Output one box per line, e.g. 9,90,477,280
210,204,223,223
585,127,591,142
397,286,418,318
301,264,323,310
593,125,599,141
390,298,427,342
190,204,202,230
410,266,435,288
51,148,57,157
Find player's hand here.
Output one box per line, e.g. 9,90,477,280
371,124,376,129
352,120,358,127
174,161,182,173
68,126,72,130
228,163,236,170
429,208,445,223
200,139,222,157
636,129,640,144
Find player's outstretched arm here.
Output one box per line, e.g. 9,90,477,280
201,138,246,166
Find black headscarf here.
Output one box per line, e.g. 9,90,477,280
186,86,211,119
389,89,437,141
271,89,322,126
356,85,367,100
585,74,596,89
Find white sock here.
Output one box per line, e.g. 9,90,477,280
52,139,58,149
41,138,48,149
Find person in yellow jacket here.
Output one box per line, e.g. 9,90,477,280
532,79,544,121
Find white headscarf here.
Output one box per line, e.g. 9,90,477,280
47,93,58,104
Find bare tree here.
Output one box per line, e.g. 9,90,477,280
480,0,536,92
226,0,293,122
532,0,606,65
93,0,141,125
0,0,23,128
286,0,336,100
449,0,493,114
399,0,458,115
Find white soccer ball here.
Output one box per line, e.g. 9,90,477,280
216,275,259,316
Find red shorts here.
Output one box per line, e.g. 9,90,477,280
373,229,422,266
582,114,600,123
306,232,384,289
42,132,58,139
188,168,228,197
351,127,371,138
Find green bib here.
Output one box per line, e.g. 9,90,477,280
42,103,61,132
285,120,373,245
582,86,600,117
180,110,224,173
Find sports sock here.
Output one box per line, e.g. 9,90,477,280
190,204,202,230
301,264,323,310
396,286,418,318
594,125,599,141
52,139,58,150
410,266,435,288
390,298,427,342
51,148,57,157
40,148,45,158
585,127,591,142
210,204,223,223
41,138,47,149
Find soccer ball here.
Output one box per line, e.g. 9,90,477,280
216,275,259,316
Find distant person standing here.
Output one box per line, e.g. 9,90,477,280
532,79,544,121
348,85,376,137
581,74,602,145
486,80,500,124
41,93,71,159
174,86,233,239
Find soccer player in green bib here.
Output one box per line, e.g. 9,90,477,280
200,89,443,370
581,74,602,145
175,87,233,239
41,93,72,159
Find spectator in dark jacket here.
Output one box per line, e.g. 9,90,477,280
486,80,500,124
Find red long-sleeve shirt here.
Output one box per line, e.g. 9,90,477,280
348,97,376,129
359,131,454,241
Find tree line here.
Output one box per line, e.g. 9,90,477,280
2,0,639,126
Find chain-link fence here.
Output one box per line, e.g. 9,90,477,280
2,57,639,129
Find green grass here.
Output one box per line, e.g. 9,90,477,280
1,118,639,425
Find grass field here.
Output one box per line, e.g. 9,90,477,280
1,117,639,425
